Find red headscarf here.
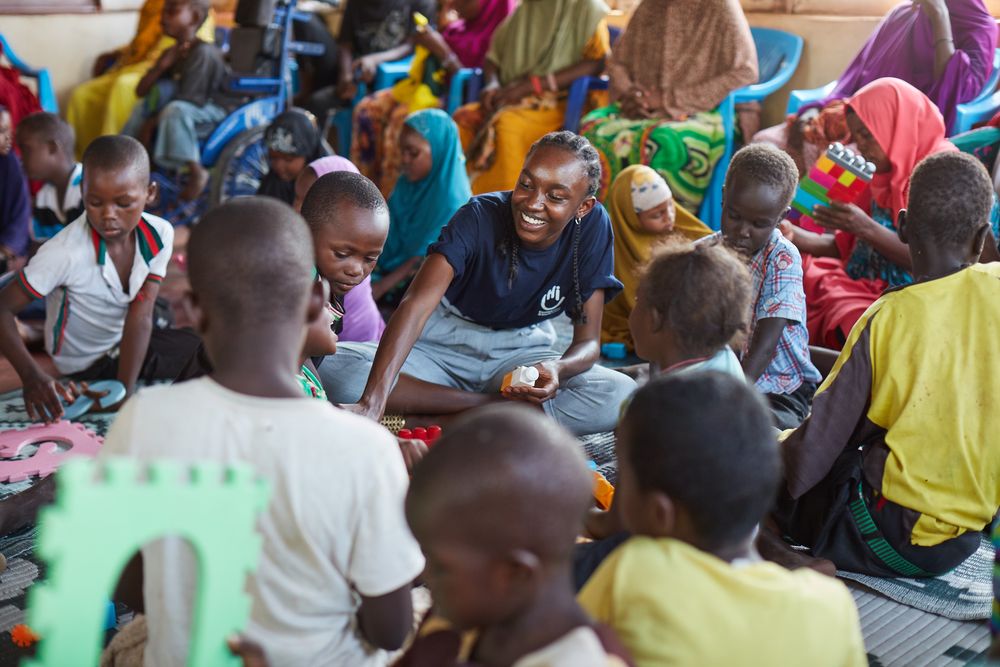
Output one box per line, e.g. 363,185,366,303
441,0,516,69
847,77,956,225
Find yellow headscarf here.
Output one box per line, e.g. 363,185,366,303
601,165,712,350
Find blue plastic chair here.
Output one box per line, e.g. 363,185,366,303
563,27,803,229
0,34,58,113
951,48,1000,134
329,55,420,156
787,48,1000,136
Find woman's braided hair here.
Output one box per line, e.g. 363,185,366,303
500,132,602,325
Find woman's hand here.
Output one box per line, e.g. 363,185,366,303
92,50,120,77
811,201,876,237
479,84,501,113
356,55,379,84
22,372,73,424
619,86,656,119
501,360,560,404
493,79,532,109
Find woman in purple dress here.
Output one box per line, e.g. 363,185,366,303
756,0,997,173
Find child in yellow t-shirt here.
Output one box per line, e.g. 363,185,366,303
578,373,866,667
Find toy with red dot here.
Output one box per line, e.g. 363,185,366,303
397,425,442,446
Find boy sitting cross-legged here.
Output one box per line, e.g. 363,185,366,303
579,373,866,667
101,197,424,666
0,135,198,423
764,151,1000,578
396,403,634,666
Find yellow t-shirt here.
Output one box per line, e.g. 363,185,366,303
578,537,866,667
782,263,1000,546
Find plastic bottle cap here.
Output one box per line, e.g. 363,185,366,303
522,366,540,382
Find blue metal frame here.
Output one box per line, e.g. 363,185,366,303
787,48,1000,136
0,33,58,113
562,27,803,230
150,0,325,224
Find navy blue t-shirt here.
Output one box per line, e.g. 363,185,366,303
428,192,623,330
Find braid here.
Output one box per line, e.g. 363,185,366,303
508,234,520,289
568,218,586,325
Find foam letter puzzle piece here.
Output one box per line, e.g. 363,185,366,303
0,422,103,483
24,458,270,667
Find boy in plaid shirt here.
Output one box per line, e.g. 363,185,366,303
705,144,820,428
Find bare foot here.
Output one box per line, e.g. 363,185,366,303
756,525,837,577
179,163,209,202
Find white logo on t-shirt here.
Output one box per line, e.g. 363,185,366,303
538,285,565,316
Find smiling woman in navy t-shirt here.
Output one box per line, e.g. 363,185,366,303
319,132,636,435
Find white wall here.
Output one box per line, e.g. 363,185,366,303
0,10,142,111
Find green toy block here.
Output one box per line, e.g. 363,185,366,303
24,457,270,667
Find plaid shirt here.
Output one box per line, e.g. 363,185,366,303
708,230,820,395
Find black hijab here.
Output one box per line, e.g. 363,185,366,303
256,108,328,205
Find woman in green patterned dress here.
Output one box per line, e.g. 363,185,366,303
581,0,757,210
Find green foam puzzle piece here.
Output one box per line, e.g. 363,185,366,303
24,457,270,667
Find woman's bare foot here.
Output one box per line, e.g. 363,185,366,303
179,162,209,202
756,524,837,577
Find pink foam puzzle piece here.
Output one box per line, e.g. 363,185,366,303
0,422,104,483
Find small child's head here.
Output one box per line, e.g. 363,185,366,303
160,0,210,40
264,109,322,184
900,151,994,266
399,126,433,184
0,106,12,156
186,197,320,362
628,166,676,234
629,240,750,367
406,404,592,630
14,112,75,182
302,276,340,359
292,156,359,212
617,372,778,555
80,136,155,243
721,144,797,258
300,171,389,297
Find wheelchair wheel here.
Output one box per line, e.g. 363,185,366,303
210,125,269,206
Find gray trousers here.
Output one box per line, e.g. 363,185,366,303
318,304,636,436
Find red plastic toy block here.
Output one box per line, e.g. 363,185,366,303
398,425,442,445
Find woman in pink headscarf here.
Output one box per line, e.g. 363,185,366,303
782,78,1000,348
294,155,387,343
351,0,515,194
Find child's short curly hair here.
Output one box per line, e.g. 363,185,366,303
724,143,799,210
907,151,994,247
638,240,751,358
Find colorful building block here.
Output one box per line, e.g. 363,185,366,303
587,461,615,510
398,425,442,446
789,143,875,233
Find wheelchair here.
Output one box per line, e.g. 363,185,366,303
149,0,326,225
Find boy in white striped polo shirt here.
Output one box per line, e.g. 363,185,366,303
0,135,199,422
